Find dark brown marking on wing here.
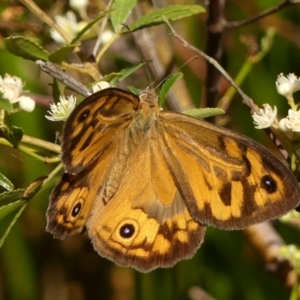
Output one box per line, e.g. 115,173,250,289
241,180,257,217
242,154,252,177
219,182,232,206
217,135,226,151
260,174,277,194
204,176,213,191
213,166,226,178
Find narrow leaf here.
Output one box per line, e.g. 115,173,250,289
49,42,80,63
111,0,137,32
0,190,25,208
129,5,205,32
184,108,225,119
110,62,146,85
159,72,183,106
0,200,27,248
4,36,49,61
71,10,114,43
0,174,14,191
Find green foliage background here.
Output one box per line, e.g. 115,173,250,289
1,1,300,299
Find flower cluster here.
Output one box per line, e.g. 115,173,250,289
0,74,35,112
252,73,300,132
45,95,76,121
45,81,110,121
50,11,87,44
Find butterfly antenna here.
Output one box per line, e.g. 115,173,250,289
122,24,153,87
155,56,198,90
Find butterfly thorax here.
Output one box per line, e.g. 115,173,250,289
133,87,160,132
102,88,160,203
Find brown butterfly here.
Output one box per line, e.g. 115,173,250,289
46,87,300,272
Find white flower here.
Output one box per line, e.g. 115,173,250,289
18,96,36,112
70,0,88,11
92,81,111,93
278,118,291,132
100,30,114,45
0,74,35,112
276,73,300,99
0,74,24,103
45,95,76,121
50,11,86,44
252,104,277,129
278,109,300,132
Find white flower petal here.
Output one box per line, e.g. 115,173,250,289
92,81,111,93
70,0,88,11
18,96,35,112
50,11,85,44
252,104,277,129
278,118,292,132
0,74,24,103
278,108,300,132
275,73,300,98
45,95,76,121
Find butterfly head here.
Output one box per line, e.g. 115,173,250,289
139,86,158,107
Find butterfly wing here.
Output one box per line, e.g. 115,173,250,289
159,112,300,229
87,138,205,272
46,142,117,238
47,88,140,238
61,88,140,173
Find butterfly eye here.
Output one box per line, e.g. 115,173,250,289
119,223,135,238
78,109,90,122
260,175,277,194
72,202,82,217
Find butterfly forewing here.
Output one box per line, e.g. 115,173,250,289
62,89,140,173
160,112,300,229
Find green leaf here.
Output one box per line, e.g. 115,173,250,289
0,97,13,112
159,72,183,106
0,199,27,248
0,190,25,211
184,107,225,119
49,42,80,63
71,10,114,43
111,0,137,32
0,174,14,191
52,78,66,102
4,36,49,61
101,72,122,83
129,4,205,32
0,190,27,247
0,125,23,147
110,62,146,85
127,86,140,95
0,175,46,248
10,126,23,147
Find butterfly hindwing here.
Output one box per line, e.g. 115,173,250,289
87,135,205,272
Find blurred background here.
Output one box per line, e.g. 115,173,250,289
1,0,300,299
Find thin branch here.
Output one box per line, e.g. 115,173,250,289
36,60,91,97
226,0,300,29
165,18,259,113
19,0,72,44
